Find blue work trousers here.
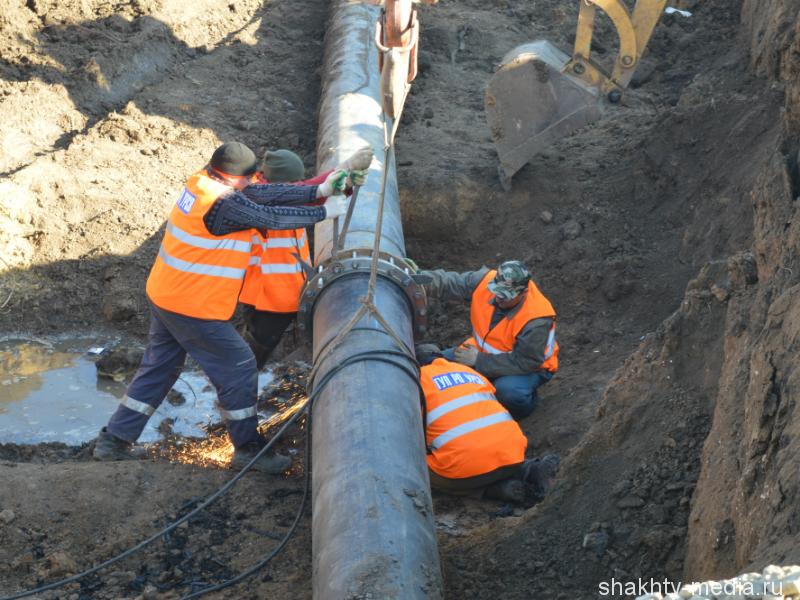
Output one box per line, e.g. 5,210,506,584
442,347,553,420
107,302,260,448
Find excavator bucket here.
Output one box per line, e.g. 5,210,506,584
486,41,602,189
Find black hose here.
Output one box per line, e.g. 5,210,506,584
0,400,307,600
0,350,423,600
180,350,423,599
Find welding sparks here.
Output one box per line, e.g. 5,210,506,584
158,433,234,468
156,394,309,468
259,396,307,431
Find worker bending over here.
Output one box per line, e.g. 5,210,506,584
239,147,372,368
93,142,358,473
417,344,558,503
420,260,558,420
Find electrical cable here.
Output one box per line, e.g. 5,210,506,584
180,350,423,599
0,352,422,600
0,404,307,600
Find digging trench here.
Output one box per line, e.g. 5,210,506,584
1,0,800,598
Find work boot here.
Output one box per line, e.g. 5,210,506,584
230,440,292,475
92,427,145,461
483,478,525,504
521,453,561,499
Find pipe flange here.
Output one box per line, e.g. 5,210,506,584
298,249,429,340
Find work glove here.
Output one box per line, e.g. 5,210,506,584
348,168,369,187
316,169,349,198
338,145,374,172
453,344,478,367
323,195,350,220
404,257,420,273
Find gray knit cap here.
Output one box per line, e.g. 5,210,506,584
260,149,305,183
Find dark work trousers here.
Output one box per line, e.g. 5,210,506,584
107,302,261,448
428,463,523,494
442,347,553,420
240,305,295,369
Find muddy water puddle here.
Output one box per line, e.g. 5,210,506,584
0,336,275,446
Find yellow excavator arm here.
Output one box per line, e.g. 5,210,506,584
570,0,669,98
486,0,670,189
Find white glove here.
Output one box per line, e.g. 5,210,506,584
317,169,348,198
348,168,368,188
453,344,478,367
323,195,350,220
338,146,374,171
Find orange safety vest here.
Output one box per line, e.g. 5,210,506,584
465,270,559,373
238,228,310,313
422,358,527,479
146,168,255,320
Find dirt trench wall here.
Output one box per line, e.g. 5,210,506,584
684,159,800,579
680,2,800,580
743,0,800,127
437,2,800,595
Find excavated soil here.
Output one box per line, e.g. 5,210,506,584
2,0,800,598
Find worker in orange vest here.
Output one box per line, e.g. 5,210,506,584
417,344,559,502
238,147,372,367
420,260,558,420
93,142,358,473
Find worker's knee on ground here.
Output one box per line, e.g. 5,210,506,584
494,377,537,419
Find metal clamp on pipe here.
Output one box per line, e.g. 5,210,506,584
297,249,429,339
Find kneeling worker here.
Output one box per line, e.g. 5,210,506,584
420,260,558,420
417,344,558,503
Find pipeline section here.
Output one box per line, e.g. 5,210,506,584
307,1,443,599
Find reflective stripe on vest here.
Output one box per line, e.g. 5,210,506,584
544,326,556,360
218,405,258,421
471,331,505,355
427,391,496,425
158,248,247,280
260,263,303,274
121,395,155,416
430,412,514,450
167,221,252,253
263,231,307,249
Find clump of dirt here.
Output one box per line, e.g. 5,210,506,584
95,347,144,381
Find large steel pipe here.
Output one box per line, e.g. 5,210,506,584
310,1,443,598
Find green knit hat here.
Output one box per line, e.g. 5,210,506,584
210,142,257,176
260,149,305,183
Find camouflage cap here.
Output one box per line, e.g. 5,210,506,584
487,260,531,300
